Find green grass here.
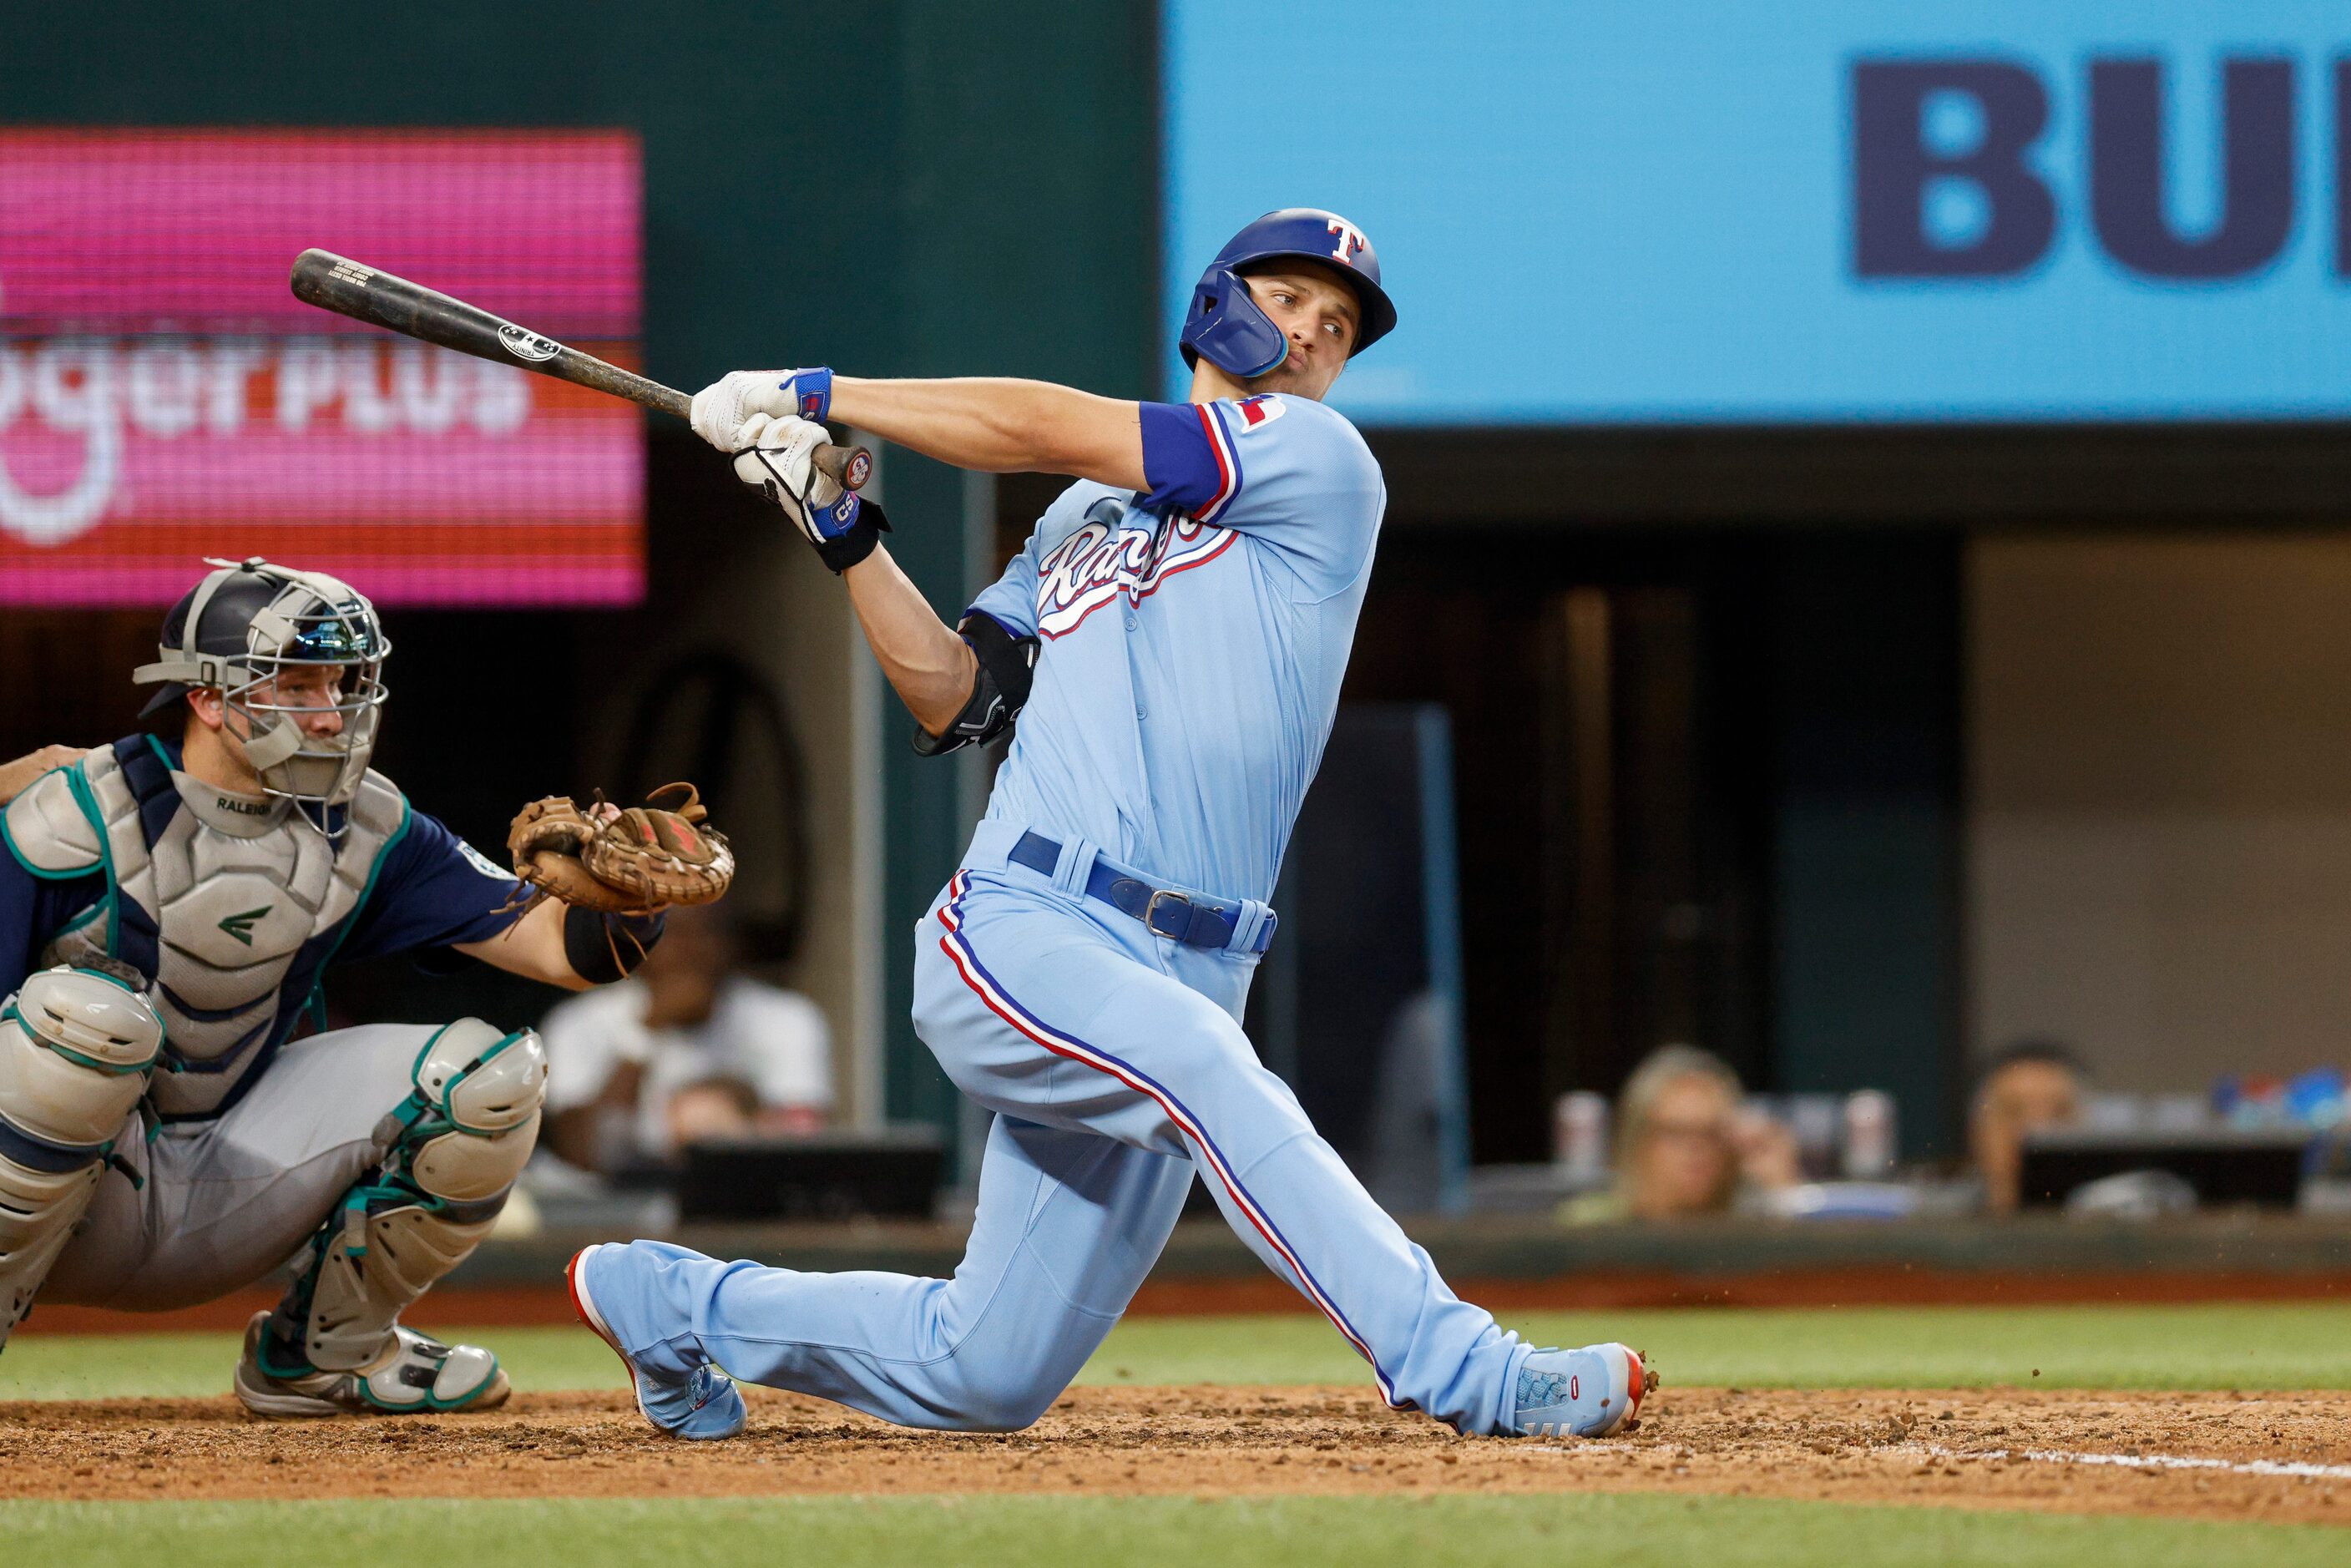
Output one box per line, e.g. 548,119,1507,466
1078,1303,2351,1392
5,1495,2348,1568
0,1326,629,1401
9,1302,2351,1402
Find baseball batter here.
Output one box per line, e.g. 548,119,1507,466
570,210,1653,1440
0,559,679,1413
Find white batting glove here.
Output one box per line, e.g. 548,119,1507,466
732,412,888,572
689,367,832,453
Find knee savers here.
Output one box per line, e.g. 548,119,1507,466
403,1018,549,1202
0,967,164,1333
290,1019,546,1373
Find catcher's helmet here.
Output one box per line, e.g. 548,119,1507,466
1179,208,1397,379
134,557,391,813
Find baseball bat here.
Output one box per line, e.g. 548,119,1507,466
288,249,872,492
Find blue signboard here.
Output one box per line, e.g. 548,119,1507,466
1163,2,2351,422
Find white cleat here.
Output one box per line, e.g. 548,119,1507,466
233,1310,510,1417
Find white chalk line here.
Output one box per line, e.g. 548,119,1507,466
1525,1440,2351,1482
1910,1442,2351,1482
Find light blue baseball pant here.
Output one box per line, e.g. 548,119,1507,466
619,835,1532,1434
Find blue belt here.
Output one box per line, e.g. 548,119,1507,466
1008,831,1276,953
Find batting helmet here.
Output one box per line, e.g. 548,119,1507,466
1179,208,1397,379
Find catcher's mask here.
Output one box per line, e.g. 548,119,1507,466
133,556,392,823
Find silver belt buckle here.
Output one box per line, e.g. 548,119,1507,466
1143,888,1193,940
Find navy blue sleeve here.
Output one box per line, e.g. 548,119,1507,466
0,852,107,998
1138,395,1386,599
333,807,527,966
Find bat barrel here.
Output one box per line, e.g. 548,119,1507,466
290,250,872,491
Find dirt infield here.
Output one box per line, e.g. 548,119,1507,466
5,1384,2347,1525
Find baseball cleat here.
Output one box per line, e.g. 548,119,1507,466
1509,1343,1655,1438
568,1242,747,1440
233,1310,510,1417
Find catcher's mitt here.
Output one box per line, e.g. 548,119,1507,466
506,782,736,914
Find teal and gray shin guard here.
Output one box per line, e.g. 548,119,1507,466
239,1019,545,1415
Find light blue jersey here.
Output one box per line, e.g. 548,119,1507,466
586,386,1557,1440
967,392,1384,903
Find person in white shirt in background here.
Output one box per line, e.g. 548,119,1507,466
539,903,832,1173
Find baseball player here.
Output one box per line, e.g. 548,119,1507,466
0,558,674,1414
569,210,1653,1440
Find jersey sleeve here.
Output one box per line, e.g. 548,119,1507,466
332,808,527,964
1137,395,1386,599
963,481,1100,639
0,852,106,1000
963,538,1041,640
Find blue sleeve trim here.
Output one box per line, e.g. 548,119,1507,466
1138,401,1242,521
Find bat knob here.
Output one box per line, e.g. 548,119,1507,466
815,443,874,493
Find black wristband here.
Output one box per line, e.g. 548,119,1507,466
562,904,667,984
814,498,892,574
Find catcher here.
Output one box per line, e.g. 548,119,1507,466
0,557,730,1414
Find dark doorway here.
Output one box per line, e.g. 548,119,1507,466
1344,528,1959,1166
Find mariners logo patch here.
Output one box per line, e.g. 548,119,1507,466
458,838,510,881
1033,499,1236,639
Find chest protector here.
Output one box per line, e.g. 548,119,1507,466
3,739,407,1120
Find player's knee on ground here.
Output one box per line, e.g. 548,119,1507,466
925,1358,1067,1433
0,967,164,1335
279,1019,546,1371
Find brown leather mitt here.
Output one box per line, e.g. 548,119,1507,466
505,782,735,913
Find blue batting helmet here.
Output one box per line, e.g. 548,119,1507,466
1179,208,1397,379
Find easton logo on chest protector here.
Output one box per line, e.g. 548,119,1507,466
218,905,272,946
1033,501,1236,639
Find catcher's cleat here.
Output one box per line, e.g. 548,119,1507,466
568,1242,747,1441
233,1310,510,1418
1509,1343,1655,1439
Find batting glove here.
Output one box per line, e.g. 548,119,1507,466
690,367,832,453
733,412,890,573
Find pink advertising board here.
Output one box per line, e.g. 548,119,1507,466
0,130,643,605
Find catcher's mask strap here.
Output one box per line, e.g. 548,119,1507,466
134,560,245,692
240,721,306,771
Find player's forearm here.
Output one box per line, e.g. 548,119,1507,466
453,898,594,990
830,377,1148,489
843,544,981,736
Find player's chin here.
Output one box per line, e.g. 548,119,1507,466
1244,359,1323,399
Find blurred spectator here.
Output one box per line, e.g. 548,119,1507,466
540,904,833,1174
1561,1044,1800,1222
1969,1039,2086,1213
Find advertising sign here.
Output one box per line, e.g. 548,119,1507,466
1165,3,2351,424
0,130,642,603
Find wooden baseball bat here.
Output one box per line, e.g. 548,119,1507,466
288,249,872,492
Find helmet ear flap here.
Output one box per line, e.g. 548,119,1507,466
1181,263,1290,380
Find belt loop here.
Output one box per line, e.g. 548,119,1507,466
1052,836,1097,899
1230,899,1275,954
